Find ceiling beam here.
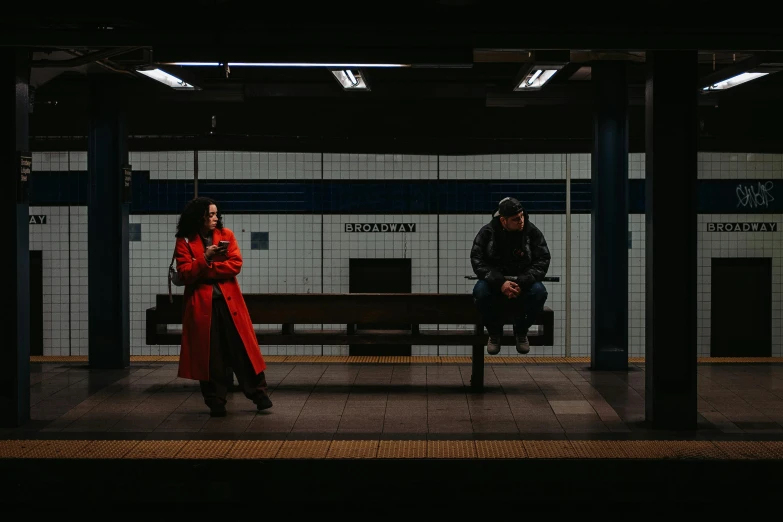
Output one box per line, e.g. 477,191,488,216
3,24,783,51
31,46,146,67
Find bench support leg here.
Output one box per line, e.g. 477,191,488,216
470,325,485,392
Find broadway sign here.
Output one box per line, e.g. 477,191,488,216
706,222,778,232
344,223,416,233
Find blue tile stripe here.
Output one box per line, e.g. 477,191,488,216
28,172,781,214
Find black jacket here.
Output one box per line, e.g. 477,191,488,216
470,210,551,291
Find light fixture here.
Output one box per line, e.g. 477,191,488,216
513,63,564,91
702,72,768,91
699,54,783,93
512,50,570,92
331,68,370,90
700,65,782,92
136,66,200,90
167,62,409,68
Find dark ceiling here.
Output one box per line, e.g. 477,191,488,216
6,1,783,153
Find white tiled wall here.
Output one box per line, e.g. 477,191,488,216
570,213,592,356
696,153,782,356
30,151,783,358
439,154,566,180
324,153,437,179
197,151,321,180
28,205,88,356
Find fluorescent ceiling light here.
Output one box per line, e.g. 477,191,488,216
698,56,783,94
137,68,198,90
514,65,562,91
701,72,768,91
168,62,409,68
331,69,370,90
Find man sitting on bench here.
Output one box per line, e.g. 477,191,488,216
470,197,551,355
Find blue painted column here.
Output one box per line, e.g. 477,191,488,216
2,48,31,428
645,51,698,429
591,61,629,371
88,77,130,369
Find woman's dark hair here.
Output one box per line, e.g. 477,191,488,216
175,197,223,238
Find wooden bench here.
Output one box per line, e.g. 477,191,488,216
146,293,555,391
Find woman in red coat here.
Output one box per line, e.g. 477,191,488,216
173,197,272,416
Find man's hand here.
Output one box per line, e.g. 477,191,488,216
501,280,520,298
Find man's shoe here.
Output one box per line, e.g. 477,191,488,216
515,334,530,354
487,336,502,355
255,395,273,411
209,404,227,417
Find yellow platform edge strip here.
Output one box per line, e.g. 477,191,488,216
2,439,782,460
29,355,783,364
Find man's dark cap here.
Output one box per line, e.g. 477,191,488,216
493,197,524,218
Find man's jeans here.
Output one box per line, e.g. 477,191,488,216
472,279,548,337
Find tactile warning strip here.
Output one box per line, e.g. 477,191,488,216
225,440,284,459
29,355,783,364
379,356,415,364
326,440,379,459
346,356,380,364
524,440,580,459
175,440,236,459
377,440,427,459
616,440,729,459
714,441,783,460
475,440,527,458
275,440,330,459
24,440,93,458
123,440,188,459
0,440,43,458
2,439,783,460
133,356,166,362
263,355,288,362
72,440,139,459
571,440,630,459
428,440,476,458
412,356,443,364
442,357,472,364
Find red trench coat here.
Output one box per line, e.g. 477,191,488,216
173,227,266,381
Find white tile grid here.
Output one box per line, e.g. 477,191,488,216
237,214,323,356
31,152,74,172
194,151,321,180
438,154,566,180
69,207,89,356
697,214,783,357
629,214,646,356
130,151,194,180
28,206,82,356
570,153,592,180
129,214,181,356
32,151,783,358
570,213,591,356
698,152,783,180
695,153,782,355
629,152,646,179
323,153,437,180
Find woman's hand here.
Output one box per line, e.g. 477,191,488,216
205,244,224,261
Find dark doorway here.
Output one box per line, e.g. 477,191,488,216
30,250,44,356
711,257,772,357
349,258,412,356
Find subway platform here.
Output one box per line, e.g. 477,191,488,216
2,356,783,513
